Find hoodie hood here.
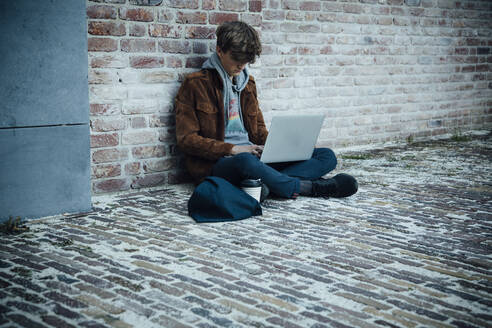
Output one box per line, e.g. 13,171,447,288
202,52,249,92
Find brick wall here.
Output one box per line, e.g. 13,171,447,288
87,0,492,193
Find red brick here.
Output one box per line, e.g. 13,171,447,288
119,8,154,22
356,15,371,24
300,1,321,11
140,71,174,83
132,145,166,159
131,173,166,188
269,0,280,9
90,56,126,68
89,69,112,85
167,0,199,9
93,178,130,193
88,21,126,36
219,0,248,11
88,38,118,52
317,13,336,22
185,26,216,39
122,131,157,145
149,24,183,38
130,56,165,68
87,5,117,19
343,4,362,14
476,64,489,72
130,117,147,128
477,47,490,55
92,149,128,163
390,7,404,15
298,47,318,55
263,10,285,20
466,38,481,46
176,11,207,24
158,40,191,54
409,8,424,16
122,101,159,115
149,115,175,128
249,0,262,12
273,78,294,88
90,103,121,116
186,56,208,68
282,0,298,10
377,17,393,25
125,162,141,175
306,12,316,21
203,0,216,10
166,57,183,68
421,18,437,26
129,24,146,37
262,44,276,55
91,133,119,148
193,41,208,54
209,12,239,25
261,21,279,32
91,163,121,179
143,159,177,173
158,9,174,22
393,17,409,26
299,24,319,33
121,39,155,52
455,48,468,55
320,46,333,55
241,13,262,26
91,118,126,132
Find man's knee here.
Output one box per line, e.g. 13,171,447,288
231,152,261,171
314,148,337,171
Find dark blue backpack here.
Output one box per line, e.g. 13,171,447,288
188,176,262,223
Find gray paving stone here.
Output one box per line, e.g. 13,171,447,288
1,134,491,328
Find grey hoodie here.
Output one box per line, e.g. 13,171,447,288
202,53,252,146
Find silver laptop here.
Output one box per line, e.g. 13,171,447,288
260,114,325,163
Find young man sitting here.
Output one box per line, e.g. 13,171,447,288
175,21,358,200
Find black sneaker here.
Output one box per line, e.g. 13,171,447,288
312,173,358,198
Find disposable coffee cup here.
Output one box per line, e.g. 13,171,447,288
240,178,262,202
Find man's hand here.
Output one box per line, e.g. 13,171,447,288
230,145,264,158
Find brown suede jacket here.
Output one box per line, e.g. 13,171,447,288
175,69,269,182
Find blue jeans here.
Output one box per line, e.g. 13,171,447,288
211,148,337,198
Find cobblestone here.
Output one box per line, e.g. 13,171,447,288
1,134,491,327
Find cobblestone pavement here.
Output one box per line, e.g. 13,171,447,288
1,133,491,328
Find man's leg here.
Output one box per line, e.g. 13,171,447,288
212,153,299,198
271,148,357,198
272,148,337,180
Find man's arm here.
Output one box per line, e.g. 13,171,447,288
175,77,234,160
231,144,264,157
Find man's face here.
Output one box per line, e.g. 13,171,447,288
217,46,248,78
